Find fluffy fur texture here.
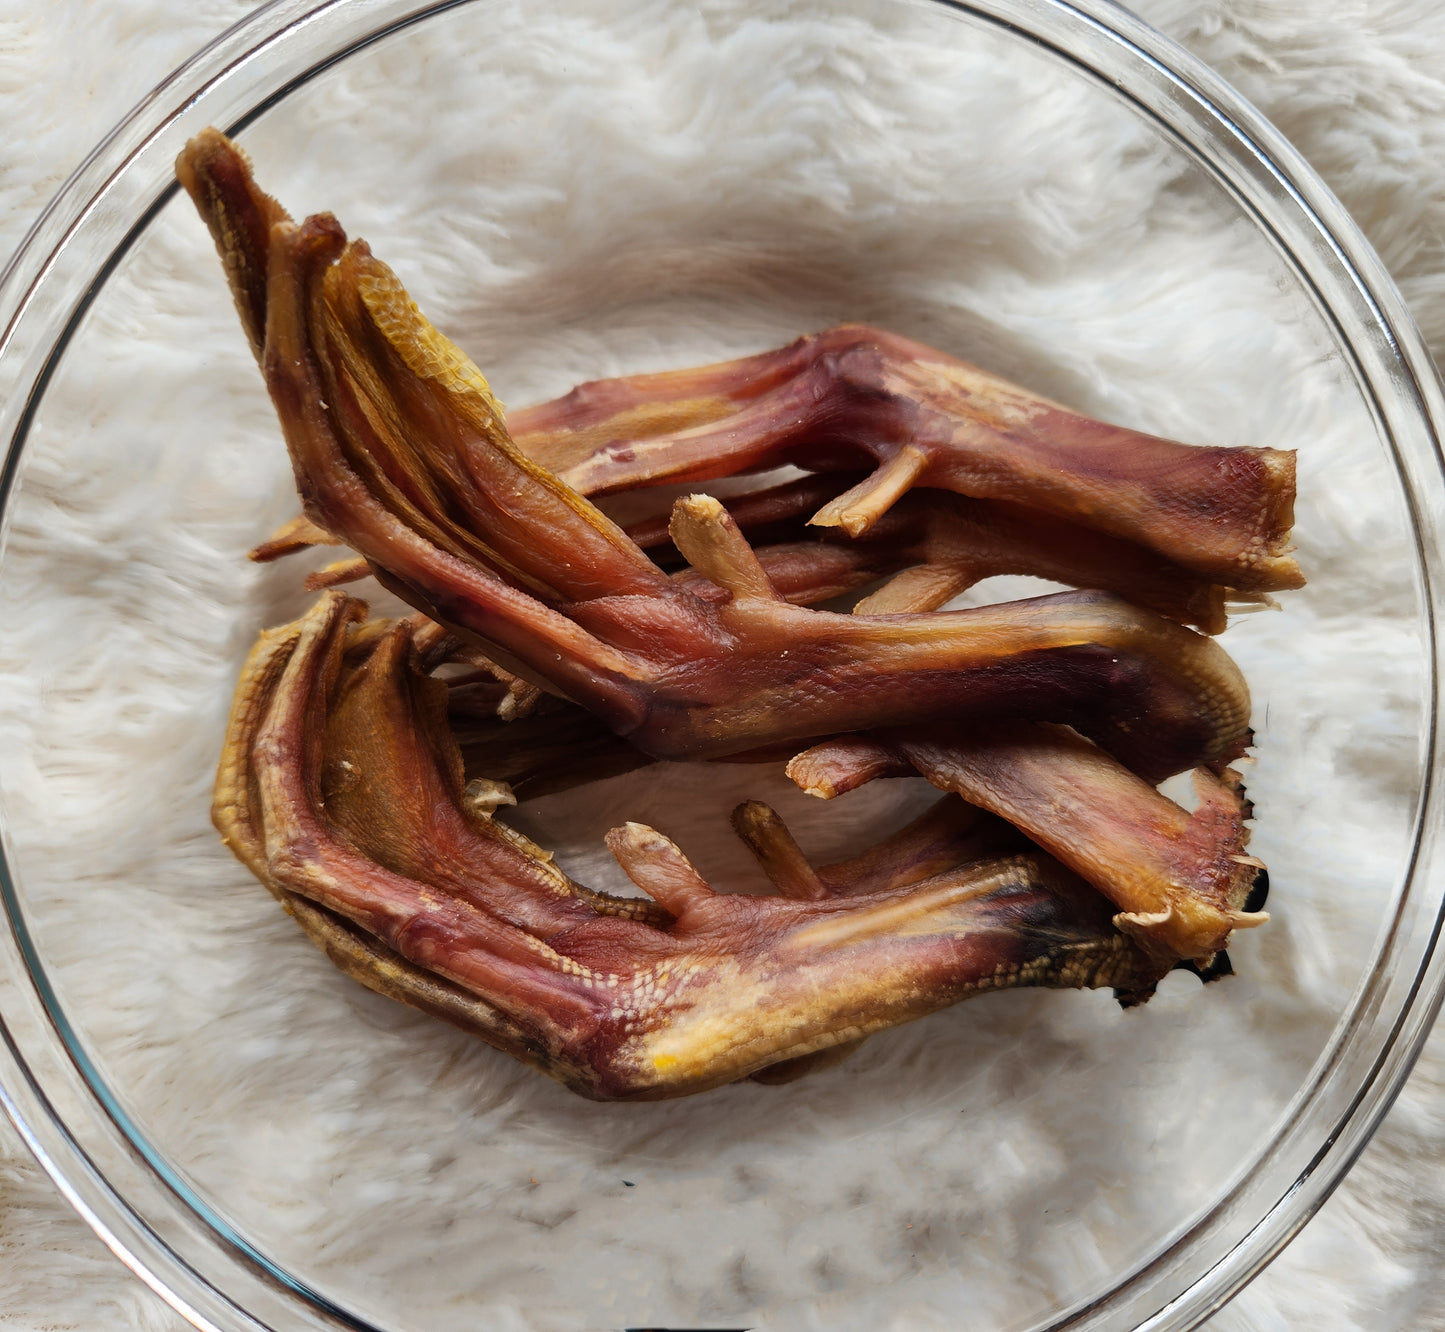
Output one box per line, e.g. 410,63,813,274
1,1,1443,1328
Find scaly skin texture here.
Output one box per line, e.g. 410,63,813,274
214,593,1169,1100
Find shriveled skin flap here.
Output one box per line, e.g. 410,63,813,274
214,593,1170,1100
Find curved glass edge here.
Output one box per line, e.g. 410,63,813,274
0,0,1438,1329
0,991,332,1332
0,8,487,1329
966,3,1445,1329
0,0,473,555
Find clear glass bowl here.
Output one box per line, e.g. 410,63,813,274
1,1,1442,1329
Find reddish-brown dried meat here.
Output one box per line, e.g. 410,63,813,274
180,130,1295,622
214,593,1169,1099
513,324,1300,594
245,208,1251,781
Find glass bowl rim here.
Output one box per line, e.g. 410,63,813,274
0,1,1443,1329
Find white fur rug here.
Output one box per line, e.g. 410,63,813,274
1,1,1444,1329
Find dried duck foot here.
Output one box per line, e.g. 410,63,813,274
437,483,1246,793
249,207,1251,780
179,130,1299,591
466,699,1265,961
439,480,1252,799
636,473,1266,633
261,433,1259,637
216,592,1169,1099
513,322,1301,591
259,457,1271,637
513,350,1298,593
787,723,1268,964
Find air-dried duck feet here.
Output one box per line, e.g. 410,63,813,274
787,723,1267,963
508,331,1301,592
242,194,1252,780
216,593,1170,1099
503,332,1299,591
639,474,1256,632
180,131,1298,603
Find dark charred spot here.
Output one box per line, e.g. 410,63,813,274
1113,982,1158,1008
1243,867,1269,914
